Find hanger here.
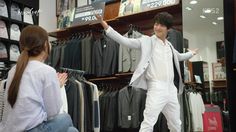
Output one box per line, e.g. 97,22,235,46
60,67,85,80
0,68,9,81
128,24,133,36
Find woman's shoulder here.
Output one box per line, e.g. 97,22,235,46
28,60,56,74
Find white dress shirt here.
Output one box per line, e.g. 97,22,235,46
146,36,174,82
0,42,8,59
0,60,62,131
9,44,20,62
0,20,8,39
0,0,8,17
23,7,34,24
11,3,22,21
10,24,21,41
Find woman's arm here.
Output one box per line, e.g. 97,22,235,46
43,70,63,119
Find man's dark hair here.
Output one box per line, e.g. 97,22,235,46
154,12,173,29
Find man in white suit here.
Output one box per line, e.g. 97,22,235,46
96,12,198,132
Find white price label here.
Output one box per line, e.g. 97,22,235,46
128,115,132,121
81,15,97,22
142,0,177,10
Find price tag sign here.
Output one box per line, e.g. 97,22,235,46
72,2,105,26
141,0,179,11
91,0,117,4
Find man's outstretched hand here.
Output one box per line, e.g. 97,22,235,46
188,48,199,55
95,14,103,22
95,14,109,30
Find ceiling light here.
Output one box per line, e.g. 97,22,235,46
217,17,224,20
190,0,198,4
200,15,206,18
212,22,218,25
203,8,211,13
185,7,192,11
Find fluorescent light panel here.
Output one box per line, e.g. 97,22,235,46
185,7,192,10
204,9,211,13
200,15,206,18
190,0,198,4
212,22,218,25
217,17,224,20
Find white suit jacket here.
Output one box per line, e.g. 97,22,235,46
106,26,193,94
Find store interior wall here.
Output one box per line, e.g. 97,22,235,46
184,30,224,81
182,0,224,88
39,0,57,38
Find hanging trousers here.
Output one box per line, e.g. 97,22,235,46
139,80,181,132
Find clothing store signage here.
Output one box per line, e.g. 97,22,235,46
72,2,105,26
141,0,179,11
119,0,179,17
91,0,117,4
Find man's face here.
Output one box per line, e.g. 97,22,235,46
153,23,168,39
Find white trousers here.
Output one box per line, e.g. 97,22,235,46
139,81,181,132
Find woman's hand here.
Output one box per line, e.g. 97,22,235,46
57,73,68,88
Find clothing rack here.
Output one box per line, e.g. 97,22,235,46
127,24,142,35
49,24,142,45
50,30,94,44
71,30,93,39
0,68,10,80
60,67,85,77
50,28,106,43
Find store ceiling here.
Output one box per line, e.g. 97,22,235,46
182,0,224,35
